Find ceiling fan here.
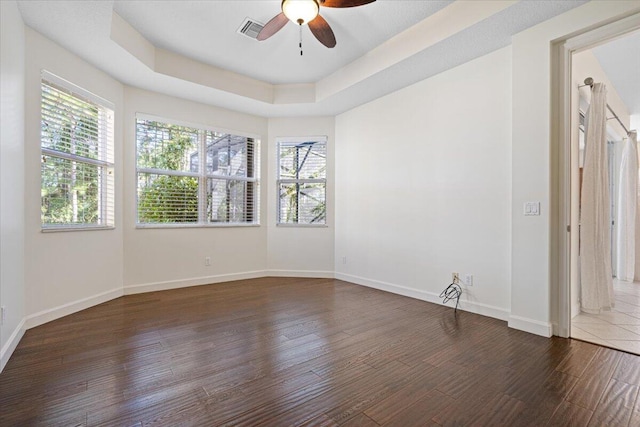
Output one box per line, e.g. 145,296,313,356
257,0,376,49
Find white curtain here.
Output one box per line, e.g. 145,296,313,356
580,83,614,313
632,131,640,283
617,130,638,282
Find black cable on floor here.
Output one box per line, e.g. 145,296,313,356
440,282,462,313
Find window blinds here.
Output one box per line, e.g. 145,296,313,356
136,118,259,226
41,74,115,229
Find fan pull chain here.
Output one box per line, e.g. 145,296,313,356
299,24,303,56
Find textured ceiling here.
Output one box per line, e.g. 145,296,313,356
16,0,590,117
593,30,640,117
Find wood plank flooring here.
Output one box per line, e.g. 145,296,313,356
2,277,640,426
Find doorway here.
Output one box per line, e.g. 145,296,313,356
565,29,640,354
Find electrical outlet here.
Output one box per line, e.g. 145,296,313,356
342,257,347,265
452,272,459,283
205,257,211,266
464,274,473,286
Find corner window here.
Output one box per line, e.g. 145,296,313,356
277,137,326,225
40,72,115,230
135,117,259,226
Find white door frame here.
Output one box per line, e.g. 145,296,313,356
551,13,640,338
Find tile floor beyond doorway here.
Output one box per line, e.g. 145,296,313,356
572,279,640,355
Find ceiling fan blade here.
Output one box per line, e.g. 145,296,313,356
309,15,336,48
320,0,376,8
257,12,288,41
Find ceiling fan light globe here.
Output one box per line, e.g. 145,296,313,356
282,0,320,26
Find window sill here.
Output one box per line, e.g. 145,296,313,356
136,223,260,229
41,225,115,233
276,223,328,228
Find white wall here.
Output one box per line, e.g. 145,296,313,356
23,29,125,327
334,47,513,320
267,117,335,277
510,0,640,336
123,87,269,293
1,0,26,371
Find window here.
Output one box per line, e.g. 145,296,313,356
277,137,326,225
136,117,259,226
40,72,115,230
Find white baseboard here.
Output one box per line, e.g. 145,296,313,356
508,315,553,337
335,272,509,322
1,318,26,373
123,270,268,295
267,270,335,279
25,287,124,330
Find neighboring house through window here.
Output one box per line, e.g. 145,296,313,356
277,137,327,225
40,71,115,230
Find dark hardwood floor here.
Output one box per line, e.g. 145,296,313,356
2,277,640,426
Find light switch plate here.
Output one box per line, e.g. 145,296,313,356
524,202,540,216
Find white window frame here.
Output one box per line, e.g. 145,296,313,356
276,136,327,227
40,71,115,232
135,114,260,228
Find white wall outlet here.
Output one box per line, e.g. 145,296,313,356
205,257,211,266
464,274,473,286
342,257,347,265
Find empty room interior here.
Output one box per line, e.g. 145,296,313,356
2,1,640,425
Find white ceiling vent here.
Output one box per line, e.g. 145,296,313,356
237,18,264,40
